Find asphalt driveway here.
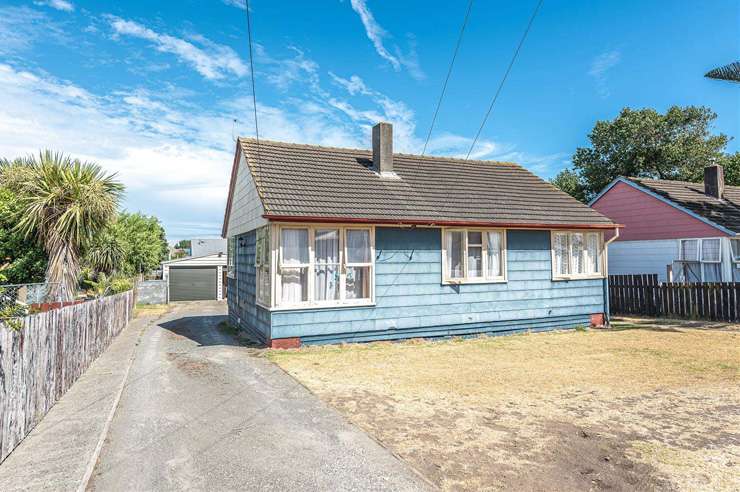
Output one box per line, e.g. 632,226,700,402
88,301,426,491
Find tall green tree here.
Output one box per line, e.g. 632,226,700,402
553,106,735,202
0,187,47,284
2,151,123,300
112,212,168,276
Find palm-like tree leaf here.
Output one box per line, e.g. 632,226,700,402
7,150,124,300
705,62,740,82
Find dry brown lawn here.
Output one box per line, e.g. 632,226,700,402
268,319,740,491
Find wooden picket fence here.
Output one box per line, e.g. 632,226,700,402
0,290,134,463
609,274,740,321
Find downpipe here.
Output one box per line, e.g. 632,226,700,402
603,227,621,327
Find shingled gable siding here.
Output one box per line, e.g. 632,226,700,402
227,153,267,237
592,181,728,240
227,230,270,342
269,228,603,344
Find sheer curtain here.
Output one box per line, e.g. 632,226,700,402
467,232,482,278
701,239,721,282
584,233,599,274
315,229,339,301
486,231,502,278
346,230,370,299
447,231,464,279
553,233,569,275
281,228,308,304
570,233,584,274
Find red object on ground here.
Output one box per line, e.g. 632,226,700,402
590,313,605,327
267,337,301,349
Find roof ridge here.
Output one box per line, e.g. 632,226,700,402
237,136,521,167
629,175,740,191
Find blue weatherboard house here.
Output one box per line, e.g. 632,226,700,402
222,123,619,348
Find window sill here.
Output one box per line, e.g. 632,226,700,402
442,278,507,285
257,300,376,312
552,274,605,281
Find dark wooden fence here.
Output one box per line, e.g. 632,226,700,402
609,274,740,321
0,290,134,462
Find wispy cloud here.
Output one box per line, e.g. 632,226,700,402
348,0,424,80
221,0,246,9
588,49,621,97
0,6,67,55
34,0,74,12
108,17,248,80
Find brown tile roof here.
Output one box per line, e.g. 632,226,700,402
630,177,740,233
235,138,616,228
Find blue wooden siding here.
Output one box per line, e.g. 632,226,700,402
269,228,604,344
227,230,270,342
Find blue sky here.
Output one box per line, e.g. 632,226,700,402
1,0,737,241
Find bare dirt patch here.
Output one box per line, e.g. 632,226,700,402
269,326,740,491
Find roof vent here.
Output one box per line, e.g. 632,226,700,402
372,122,394,176
704,164,724,199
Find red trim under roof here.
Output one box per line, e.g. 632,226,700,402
263,214,622,230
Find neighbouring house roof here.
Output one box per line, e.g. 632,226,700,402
629,177,740,234
162,253,227,266
223,138,616,233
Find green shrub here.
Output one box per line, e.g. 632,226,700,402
110,277,133,294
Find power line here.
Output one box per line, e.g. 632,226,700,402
421,0,475,156
243,0,261,181
465,0,543,160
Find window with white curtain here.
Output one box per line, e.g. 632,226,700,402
255,226,271,306
551,231,603,279
346,229,372,300
442,229,506,283
280,228,309,305
676,238,723,283
275,226,374,308
227,236,236,278
731,239,740,282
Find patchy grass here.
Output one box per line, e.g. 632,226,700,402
269,325,740,491
134,303,170,317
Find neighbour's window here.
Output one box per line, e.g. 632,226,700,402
227,236,236,278
552,231,603,279
276,226,374,308
443,229,506,283
676,238,721,283
255,226,271,306
731,239,740,282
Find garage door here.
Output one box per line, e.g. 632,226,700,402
169,267,217,301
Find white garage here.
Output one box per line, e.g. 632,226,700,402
162,253,228,302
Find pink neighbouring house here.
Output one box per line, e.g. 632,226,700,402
590,165,740,282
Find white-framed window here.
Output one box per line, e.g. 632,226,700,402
255,226,271,306
730,239,740,282
227,236,236,278
551,231,604,279
676,238,721,282
442,229,506,283
274,225,375,309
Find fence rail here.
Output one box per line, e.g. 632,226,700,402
609,274,740,321
0,290,134,462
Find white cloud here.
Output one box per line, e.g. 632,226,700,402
348,0,424,80
221,0,246,9
588,49,621,98
0,6,67,55
108,17,248,80
349,0,399,70
34,0,74,12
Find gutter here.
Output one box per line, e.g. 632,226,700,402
262,214,623,231
602,226,621,327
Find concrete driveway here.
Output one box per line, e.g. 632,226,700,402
88,301,427,491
